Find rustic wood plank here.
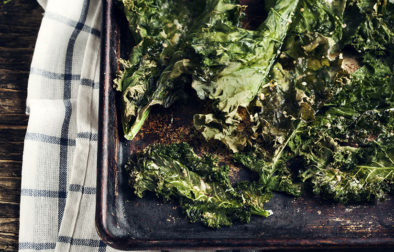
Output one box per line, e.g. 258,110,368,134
0,129,26,143
0,2,42,35
0,125,27,130
0,71,29,90
0,0,43,249
0,202,19,218
0,32,40,49
0,143,24,162
0,114,28,127
0,90,27,114
0,232,18,252
0,218,18,235
0,178,20,204
0,160,22,178
0,48,35,72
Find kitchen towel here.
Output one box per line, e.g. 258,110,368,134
18,0,122,251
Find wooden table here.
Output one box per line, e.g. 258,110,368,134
0,1,42,251
1,1,393,252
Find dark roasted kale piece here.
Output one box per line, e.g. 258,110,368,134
126,143,272,228
293,54,394,203
117,0,206,139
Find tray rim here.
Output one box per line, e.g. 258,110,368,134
95,0,394,250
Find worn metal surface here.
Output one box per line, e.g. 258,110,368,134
96,0,394,250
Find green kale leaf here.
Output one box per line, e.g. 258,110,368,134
126,143,272,228
290,54,393,203
192,0,300,152
118,0,207,140
343,0,394,55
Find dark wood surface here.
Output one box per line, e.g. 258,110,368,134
1,1,393,251
0,0,43,251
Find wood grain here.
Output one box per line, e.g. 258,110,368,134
0,161,22,178
0,0,43,251
0,178,21,204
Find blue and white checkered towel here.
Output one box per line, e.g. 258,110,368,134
18,0,122,251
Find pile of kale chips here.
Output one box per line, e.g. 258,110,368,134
116,0,394,228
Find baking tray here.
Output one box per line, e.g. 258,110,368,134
96,0,394,250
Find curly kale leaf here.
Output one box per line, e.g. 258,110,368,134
126,143,272,228
283,0,347,60
245,0,352,162
294,113,394,203
118,0,255,141
192,0,300,152
290,54,394,203
233,150,302,197
192,0,300,114
237,0,394,204
117,0,203,140
343,0,394,55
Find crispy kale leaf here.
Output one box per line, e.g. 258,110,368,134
228,0,393,203
118,0,249,140
233,149,301,197
343,0,394,55
193,0,300,152
253,0,394,203
126,143,272,228
118,0,301,148
191,0,300,114
118,0,205,139
294,54,394,203
233,0,351,183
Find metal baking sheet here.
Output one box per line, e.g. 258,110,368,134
96,0,394,250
